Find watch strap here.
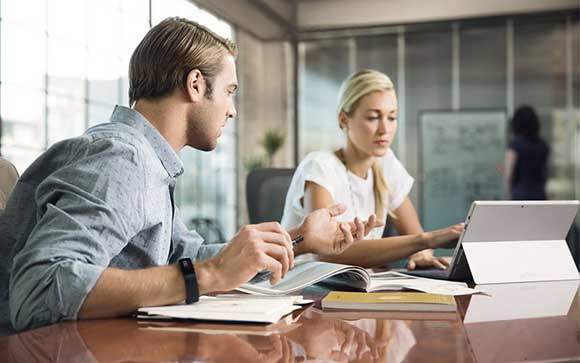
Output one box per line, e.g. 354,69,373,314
178,257,200,304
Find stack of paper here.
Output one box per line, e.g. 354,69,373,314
138,295,309,324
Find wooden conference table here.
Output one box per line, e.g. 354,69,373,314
0,280,578,363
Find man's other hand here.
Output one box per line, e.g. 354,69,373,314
207,222,293,291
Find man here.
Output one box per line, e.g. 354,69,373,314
0,18,375,331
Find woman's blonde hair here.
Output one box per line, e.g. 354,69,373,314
337,69,396,222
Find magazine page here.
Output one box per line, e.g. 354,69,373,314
319,270,372,291
237,260,370,295
368,271,480,295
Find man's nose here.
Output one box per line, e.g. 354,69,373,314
229,104,237,119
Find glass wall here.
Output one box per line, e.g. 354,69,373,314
459,23,507,109
150,0,237,238
356,33,399,153
298,39,352,156
405,29,453,205
298,11,580,237
0,0,238,239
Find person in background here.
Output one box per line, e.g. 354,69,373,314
0,157,19,210
504,105,550,200
281,69,463,269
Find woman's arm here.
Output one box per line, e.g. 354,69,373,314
391,198,449,270
304,182,461,268
391,198,423,234
504,149,517,195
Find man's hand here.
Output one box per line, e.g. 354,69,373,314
205,222,293,292
296,204,383,255
348,214,384,239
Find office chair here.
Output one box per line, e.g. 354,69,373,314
188,217,226,244
0,157,19,210
246,168,295,224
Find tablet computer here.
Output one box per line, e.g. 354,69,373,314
403,200,580,283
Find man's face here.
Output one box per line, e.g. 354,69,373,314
187,55,238,151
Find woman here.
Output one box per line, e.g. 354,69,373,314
504,105,549,200
281,69,463,269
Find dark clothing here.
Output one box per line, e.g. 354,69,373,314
508,135,550,200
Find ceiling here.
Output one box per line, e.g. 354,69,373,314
194,0,579,40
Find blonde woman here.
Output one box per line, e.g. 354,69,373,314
281,69,463,269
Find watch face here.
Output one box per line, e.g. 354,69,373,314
181,259,192,270
180,258,194,273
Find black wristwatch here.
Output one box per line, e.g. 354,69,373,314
179,258,200,304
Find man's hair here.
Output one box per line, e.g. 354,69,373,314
129,17,237,105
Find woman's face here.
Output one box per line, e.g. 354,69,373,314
341,89,398,158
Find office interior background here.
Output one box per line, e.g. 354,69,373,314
0,1,579,249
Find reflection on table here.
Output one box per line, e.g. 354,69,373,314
458,280,580,363
0,280,578,363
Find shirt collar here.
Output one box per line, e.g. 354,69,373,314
110,105,184,178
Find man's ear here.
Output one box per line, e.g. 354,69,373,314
186,69,205,102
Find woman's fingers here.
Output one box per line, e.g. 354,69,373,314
438,256,451,268
432,258,448,270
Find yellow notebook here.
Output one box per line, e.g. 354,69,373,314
321,291,457,312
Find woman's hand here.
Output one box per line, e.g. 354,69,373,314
422,223,465,250
407,249,450,270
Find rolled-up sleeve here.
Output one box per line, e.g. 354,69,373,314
9,138,145,330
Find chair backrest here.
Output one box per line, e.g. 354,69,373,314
188,217,226,245
0,157,19,210
246,168,295,224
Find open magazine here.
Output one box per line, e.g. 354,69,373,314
236,259,481,296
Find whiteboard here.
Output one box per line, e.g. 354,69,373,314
420,110,507,231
